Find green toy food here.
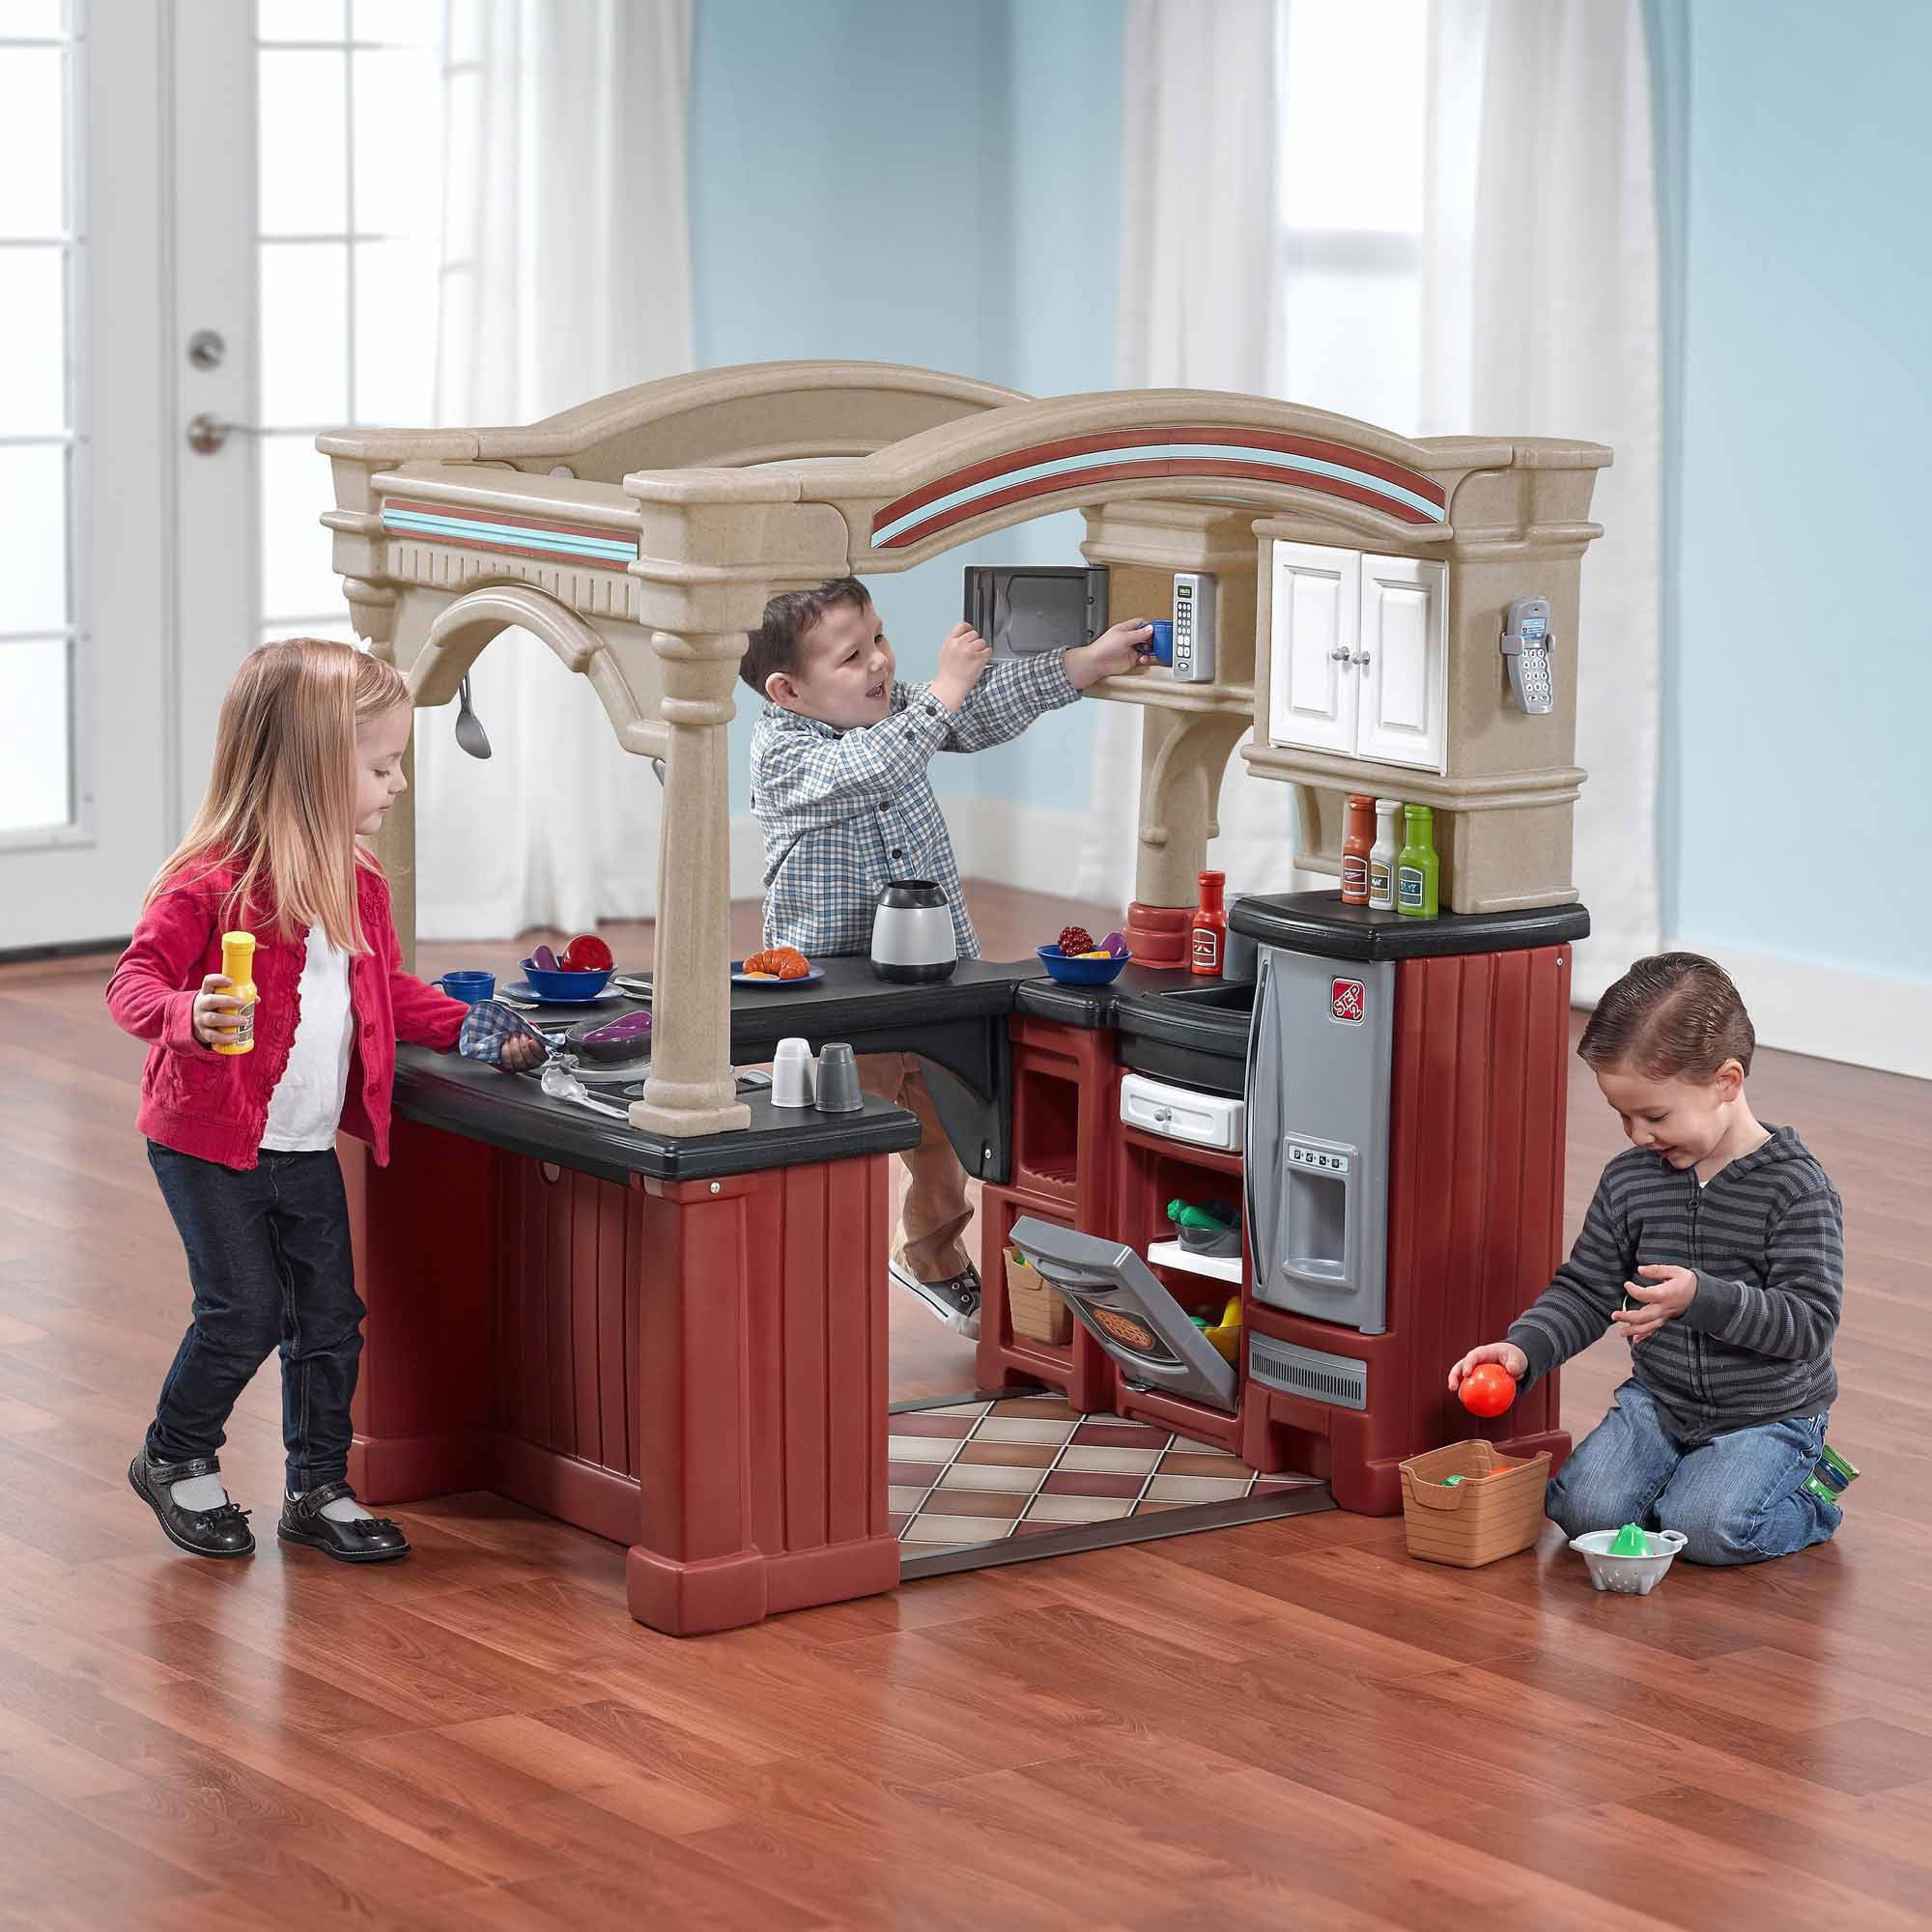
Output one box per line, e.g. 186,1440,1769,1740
1607,1522,1652,1557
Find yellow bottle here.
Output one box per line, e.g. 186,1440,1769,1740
213,930,257,1055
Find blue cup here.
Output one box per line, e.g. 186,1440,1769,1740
437,970,495,1005
1148,619,1174,666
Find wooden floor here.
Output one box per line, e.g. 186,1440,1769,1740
4,883,1930,1930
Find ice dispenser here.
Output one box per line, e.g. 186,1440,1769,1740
1244,947,1394,1334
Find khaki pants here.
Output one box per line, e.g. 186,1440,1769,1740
856,1053,973,1284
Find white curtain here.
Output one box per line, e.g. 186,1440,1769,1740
1080,0,1299,909
413,0,694,941
1422,0,1662,993
1094,0,1662,984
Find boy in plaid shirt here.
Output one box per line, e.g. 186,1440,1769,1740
745,576,1150,1337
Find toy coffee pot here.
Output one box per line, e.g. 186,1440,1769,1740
870,879,958,983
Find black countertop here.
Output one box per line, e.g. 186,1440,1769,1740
394,897,1587,1180
393,1044,922,1186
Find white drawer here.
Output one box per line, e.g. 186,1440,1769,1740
1120,1073,1244,1153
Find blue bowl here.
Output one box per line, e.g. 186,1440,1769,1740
1036,944,1130,986
520,958,613,1001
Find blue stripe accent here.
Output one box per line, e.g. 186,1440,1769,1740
872,442,1444,546
382,507,638,562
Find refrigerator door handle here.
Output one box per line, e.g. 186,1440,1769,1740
1243,951,1281,1284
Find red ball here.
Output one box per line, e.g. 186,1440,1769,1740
1459,1361,1517,1417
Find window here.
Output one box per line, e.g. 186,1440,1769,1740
1277,0,1428,436
0,1,82,834
254,0,441,648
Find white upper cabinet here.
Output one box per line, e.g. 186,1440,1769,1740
1355,554,1445,770
1266,543,1359,757
1267,541,1446,774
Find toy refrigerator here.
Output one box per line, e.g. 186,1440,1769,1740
1233,894,1587,1512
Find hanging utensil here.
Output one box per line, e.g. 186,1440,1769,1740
454,675,492,759
539,1060,631,1120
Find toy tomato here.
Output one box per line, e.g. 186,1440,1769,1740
1459,1361,1517,1417
561,932,613,972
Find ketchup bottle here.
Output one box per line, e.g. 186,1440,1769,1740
1341,793,1375,905
1190,869,1226,977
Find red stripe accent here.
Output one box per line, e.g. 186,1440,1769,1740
870,424,1444,539
873,458,1439,549
384,497,636,546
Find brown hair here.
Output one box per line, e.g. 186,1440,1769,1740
1578,952,1756,1082
739,577,871,696
149,638,411,954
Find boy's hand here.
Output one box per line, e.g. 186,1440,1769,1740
1613,1264,1697,1345
1066,619,1154,690
931,622,993,712
497,1034,547,1072
191,974,244,1047
1446,1342,1527,1392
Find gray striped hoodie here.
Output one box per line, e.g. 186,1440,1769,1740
1508,1125,1843,1444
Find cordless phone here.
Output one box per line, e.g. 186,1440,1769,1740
1172,572,1217,683
1500,596,1555,714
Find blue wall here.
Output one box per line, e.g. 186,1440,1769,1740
1654,1,1932,982
688,0,1124,816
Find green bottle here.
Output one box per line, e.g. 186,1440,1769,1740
1396,804,1439,919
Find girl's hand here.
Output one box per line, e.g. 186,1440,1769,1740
1066,619,1154,689
497,1035,547,1073
1613,1264,1697,1345
191,974,244,1046
1446,1342,1528,1392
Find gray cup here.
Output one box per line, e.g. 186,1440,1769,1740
813,1041,865,1114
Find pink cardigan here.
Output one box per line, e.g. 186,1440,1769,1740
105,857,466,1171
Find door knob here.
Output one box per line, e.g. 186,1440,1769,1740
1329,646,1351,664
1350,651,1373,667
185,412,264,455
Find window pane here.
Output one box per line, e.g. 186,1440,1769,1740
0,639,71,832
353,46,440,235
259,433,343,619
352,0,438,45
9,4,68,35
263,617,358,650
257,0,345,41
0,48,67,237
354,239,436,424
1282,0,1426,232
0,245,68,436
259,241,349,425
1283,270,1421,438
0,444,70,633
258,49,348,234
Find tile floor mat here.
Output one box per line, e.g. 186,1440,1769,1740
890,1393,1324,1569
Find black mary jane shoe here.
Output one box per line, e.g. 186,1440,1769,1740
128,1449,255,1558
277,1481,411,1564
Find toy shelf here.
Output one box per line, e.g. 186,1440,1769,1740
1146,1236,1242,1284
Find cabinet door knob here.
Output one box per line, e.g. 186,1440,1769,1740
1350,651,1373,667
1329,646,1351,664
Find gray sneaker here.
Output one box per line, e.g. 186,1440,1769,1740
890,1260,981,1340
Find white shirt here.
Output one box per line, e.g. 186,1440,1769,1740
260,925,355,1152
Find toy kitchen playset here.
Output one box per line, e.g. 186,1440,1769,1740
319,362,1605,1634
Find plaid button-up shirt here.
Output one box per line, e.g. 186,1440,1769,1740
751,652,1081,959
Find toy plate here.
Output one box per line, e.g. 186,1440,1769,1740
730,963,825,987
500,980,628,1009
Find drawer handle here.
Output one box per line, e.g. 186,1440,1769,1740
1152,1107,1173,1124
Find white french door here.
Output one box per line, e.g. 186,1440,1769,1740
0,0,440,953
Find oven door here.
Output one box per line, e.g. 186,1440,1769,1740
1008,1216,1238,1413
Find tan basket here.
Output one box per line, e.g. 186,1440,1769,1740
1004,1245,1071,1347
1398,1438,1551,1568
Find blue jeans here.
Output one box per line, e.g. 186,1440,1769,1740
1546,1378,1841,1566
146,1143,364,1493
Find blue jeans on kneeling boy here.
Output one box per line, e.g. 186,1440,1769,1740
1546,1377,1841,1566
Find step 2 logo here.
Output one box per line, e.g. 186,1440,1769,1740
1330,977,1366,1025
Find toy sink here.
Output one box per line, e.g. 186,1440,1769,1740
1570,1525,1689,1595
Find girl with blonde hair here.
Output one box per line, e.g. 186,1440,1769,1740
108,639,537,1563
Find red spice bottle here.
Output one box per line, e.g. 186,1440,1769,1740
1190,869,1227,977
1341,792,1376,906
